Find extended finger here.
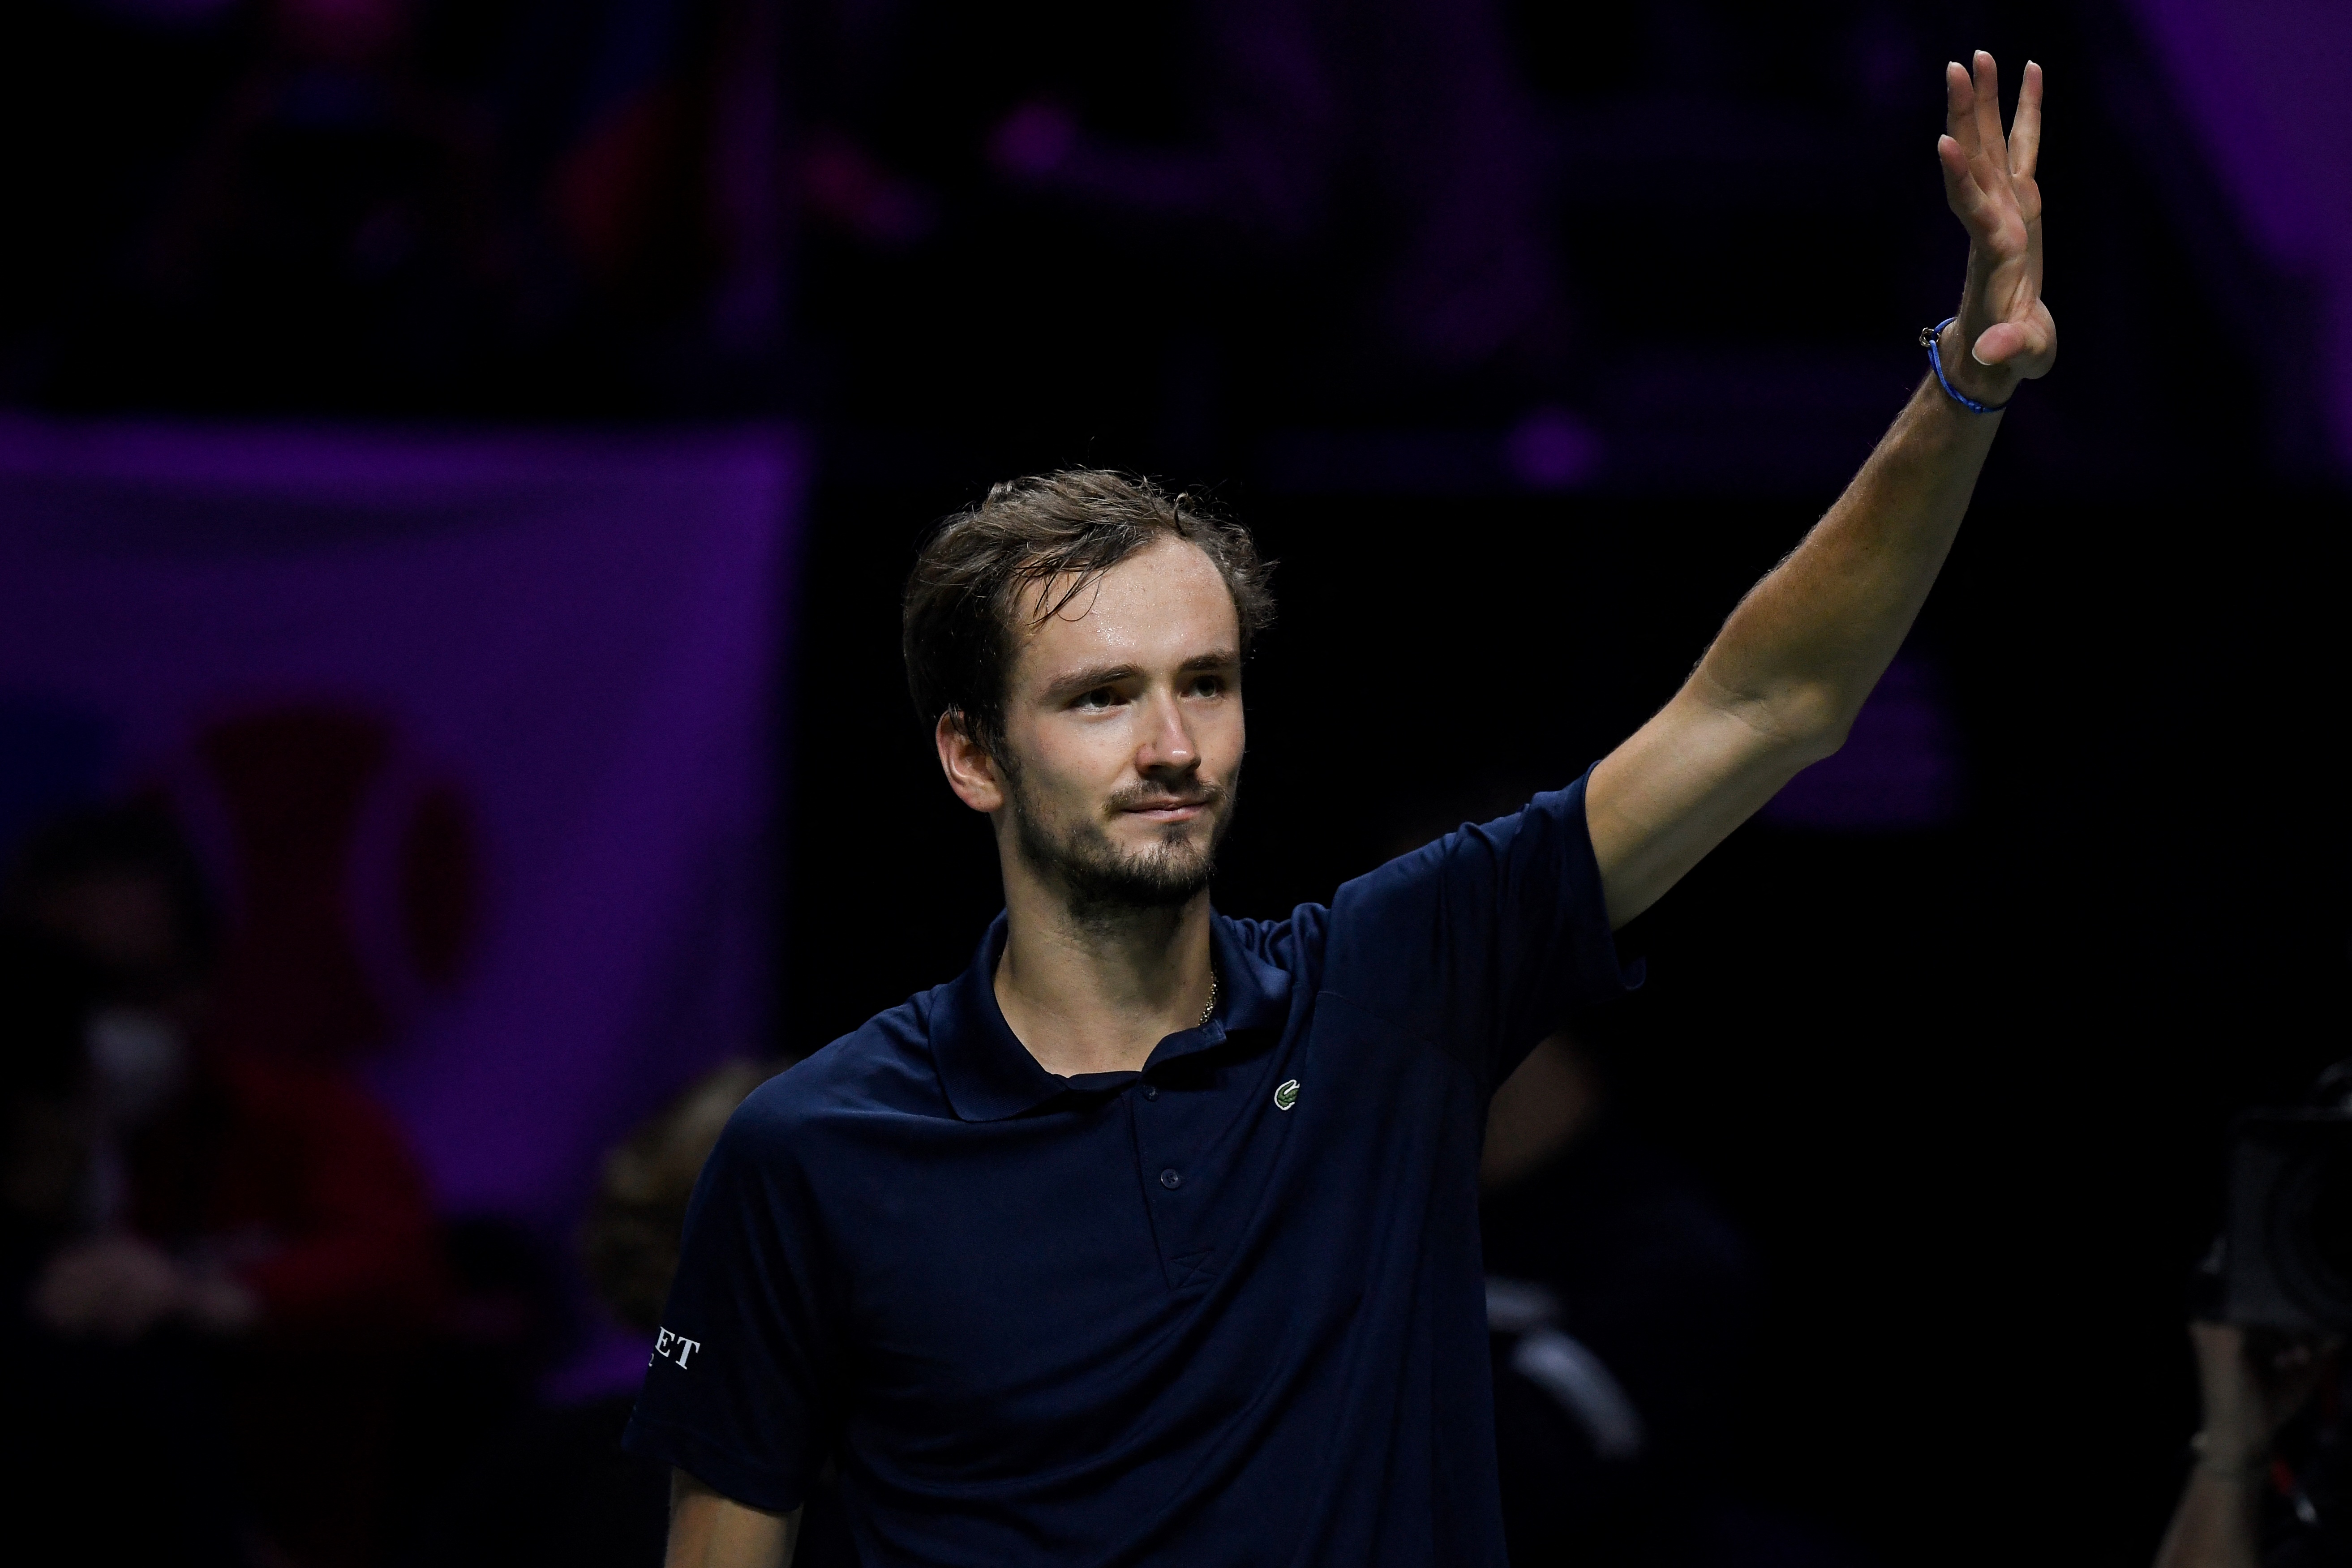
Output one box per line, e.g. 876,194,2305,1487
2009,60,2044,180
1971,51,2006,169
1937,133,1988,221
1945,60,1983,164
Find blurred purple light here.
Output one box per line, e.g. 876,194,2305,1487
1506,405,1605,491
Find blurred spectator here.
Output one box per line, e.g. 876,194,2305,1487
0,919,249,1564
406,1057,772,1568
11,804,444,1342
7,802,446,1568
2154,1058,2352,1568
1481,1028,1757,1567
583,1057,770,1332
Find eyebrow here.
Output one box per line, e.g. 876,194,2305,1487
1040,649,1241,703
1179,649,1242,673
1043,664,1137,702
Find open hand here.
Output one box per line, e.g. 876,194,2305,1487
1938,52,2055,402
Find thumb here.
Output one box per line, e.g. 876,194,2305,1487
1969,320,2030,368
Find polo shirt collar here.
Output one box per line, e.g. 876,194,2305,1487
934,910,1292,1123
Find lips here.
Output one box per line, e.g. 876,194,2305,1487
1124,800,1206,821
1108,781,1225,824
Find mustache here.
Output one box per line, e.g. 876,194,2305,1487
1105,779,1228,814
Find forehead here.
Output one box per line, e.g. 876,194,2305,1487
1013,536,1239,682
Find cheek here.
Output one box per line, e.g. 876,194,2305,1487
1011,717,1135,800
1204,707,1246,772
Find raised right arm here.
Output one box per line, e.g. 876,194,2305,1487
666,1469,800,1568
1586,54,2050,928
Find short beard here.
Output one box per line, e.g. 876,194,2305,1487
1006,768,1236,923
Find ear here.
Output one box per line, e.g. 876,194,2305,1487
935,711,1006,814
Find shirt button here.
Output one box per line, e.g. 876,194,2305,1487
1159,1169,1182,1190
1140,1084,1159,1101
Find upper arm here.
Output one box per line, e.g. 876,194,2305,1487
666,1469,799,1568
623,1099,841,1513
1325,775,1638,1088
1587,681,1836,928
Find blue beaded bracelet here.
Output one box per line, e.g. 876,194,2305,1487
1920,317,2013,413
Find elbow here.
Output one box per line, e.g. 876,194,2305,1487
1742,682,1855,768
1800,705,1859,766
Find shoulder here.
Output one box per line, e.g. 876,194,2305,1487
694,993,960,1230
1212,907,1331,1019
723,989,953,1149
1326,779,1600,921
1216,908,1323,968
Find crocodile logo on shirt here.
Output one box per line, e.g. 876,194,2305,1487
1273,1079,1300,1111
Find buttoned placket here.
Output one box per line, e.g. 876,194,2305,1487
1129,1023,1232,1292
1133,1071,1183,1197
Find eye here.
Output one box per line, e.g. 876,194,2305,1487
1074,686,1121,711
1187,674,1226,698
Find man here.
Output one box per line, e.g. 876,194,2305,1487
626,54,2053,1567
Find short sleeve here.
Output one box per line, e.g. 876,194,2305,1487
1320,768,1640,1092
621,1095,838,1512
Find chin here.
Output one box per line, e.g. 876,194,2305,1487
1109,817,1210,862
1125,820,1214,860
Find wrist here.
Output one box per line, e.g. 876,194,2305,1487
2195,1460,2270,1483
1936,320,2020,407
2192,1429,2271,1477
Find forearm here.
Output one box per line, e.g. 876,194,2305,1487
2157,1319,2308,1568
666,1470,799,1568
1700,364,1999,740
1588,371,2000,922
2153,1469,2266,1568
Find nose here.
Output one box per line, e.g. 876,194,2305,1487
1135,687,1197,780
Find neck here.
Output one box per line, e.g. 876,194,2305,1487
993,853,1215,1079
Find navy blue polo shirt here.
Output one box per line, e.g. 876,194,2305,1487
625,777,1637,1565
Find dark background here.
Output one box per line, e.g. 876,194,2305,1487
6,0,2347,1561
